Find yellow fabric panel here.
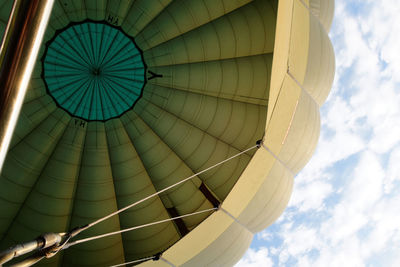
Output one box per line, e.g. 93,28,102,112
267,0,293,125
137,259,172,267
223,148,293,233
161,210,252,267
288,0,311,86
222,148,276,219
244,157,293,232
182,223,251,267
277,82,321,173
264,75,302,156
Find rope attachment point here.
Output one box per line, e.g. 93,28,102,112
256,139,263,148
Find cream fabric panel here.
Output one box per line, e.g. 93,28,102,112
302,12,335,105
139,260,172,267
289,0,335,106
222,147,293,233
138,211,253,267
266,0,293,125
162,211,252,267
309,0,335,31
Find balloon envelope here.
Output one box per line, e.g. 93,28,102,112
0,0,334,266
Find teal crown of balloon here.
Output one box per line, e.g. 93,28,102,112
43,21,147,121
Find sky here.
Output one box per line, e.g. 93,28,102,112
237,0,400,266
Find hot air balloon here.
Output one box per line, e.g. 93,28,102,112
0,0,335,266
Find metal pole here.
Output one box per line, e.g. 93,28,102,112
0,0,55,173
0,233,63,266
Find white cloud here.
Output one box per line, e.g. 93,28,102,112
385,146,400,193
236,247,274,267
289,180,332,212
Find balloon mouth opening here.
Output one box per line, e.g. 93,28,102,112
42,20,147,121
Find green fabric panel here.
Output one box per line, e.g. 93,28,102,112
47,0,71,31
10,95,57,148
10,59,56,147
148,53,272,106
143,86,267,151
143,0,277,67
60,0,87,22
62,122,125,266
1,119,85,263
0,0,13,38
120,111,213,223
134,97,252,200
134,0,252,50
104,119,180,260
121,0,173,37
85,0,107,21
0,109,70,241
103,0,134,27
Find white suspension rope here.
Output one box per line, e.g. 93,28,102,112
109,256,156,267
57,143,260,256
63,207,218,249
83,144,258,231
